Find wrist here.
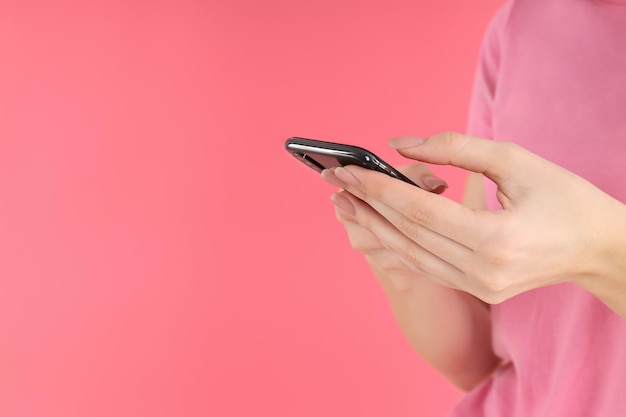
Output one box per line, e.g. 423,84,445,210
575,197,626,317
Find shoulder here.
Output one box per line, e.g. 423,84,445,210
483,1,515,48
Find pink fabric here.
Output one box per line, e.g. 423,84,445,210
449,1,626,416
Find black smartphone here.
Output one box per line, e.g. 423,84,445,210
285,137,420,187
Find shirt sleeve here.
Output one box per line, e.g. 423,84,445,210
466,1,513,139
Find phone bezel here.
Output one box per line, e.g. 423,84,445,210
285,137,419,187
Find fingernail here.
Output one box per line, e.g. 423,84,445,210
334,167,361,188
422,175,448,194
389,136,425,149
331,192,356,216
321,168,349,189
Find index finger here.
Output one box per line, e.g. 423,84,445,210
336,165,482,249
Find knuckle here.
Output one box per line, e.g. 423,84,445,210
479,224,522,267
440,131,467,148
470,261,520,304
405,204,433,226
354,174,381,200
473,271,509,304
481,290,508,305
482,271,508,293
439,131,472,166
394,216,421,241
395,241,423,271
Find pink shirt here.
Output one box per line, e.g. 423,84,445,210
449,1,626,416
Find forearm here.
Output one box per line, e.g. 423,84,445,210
373,265,500,391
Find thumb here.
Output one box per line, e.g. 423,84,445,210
389,132,529,183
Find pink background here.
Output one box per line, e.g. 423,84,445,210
0,0,504,416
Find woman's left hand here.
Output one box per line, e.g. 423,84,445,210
331,132,626,307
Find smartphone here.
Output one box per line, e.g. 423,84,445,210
285,137,420,187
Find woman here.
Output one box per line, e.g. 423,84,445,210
322,0,626,415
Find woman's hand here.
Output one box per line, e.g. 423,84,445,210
329,132,626,309
321,163,448,291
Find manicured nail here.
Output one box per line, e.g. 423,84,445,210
321,168,349,189
422,175,448,194
389,136,425,149
331,192,356,216
334,167,361,188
